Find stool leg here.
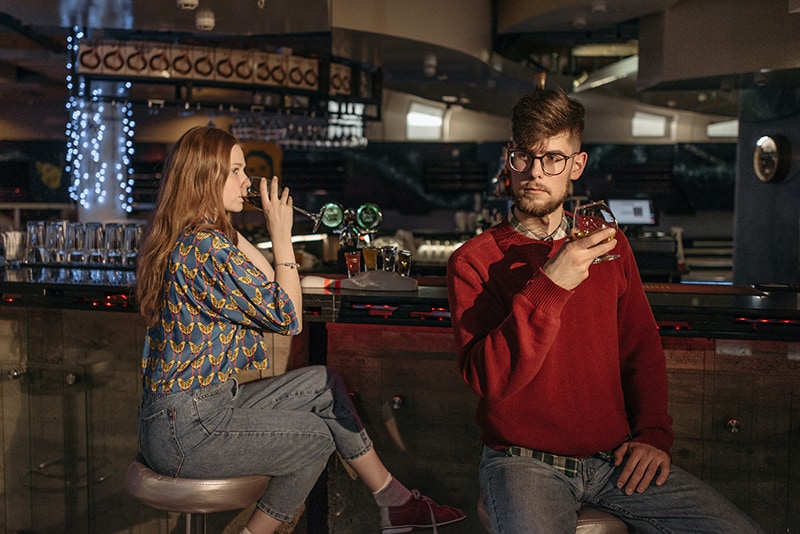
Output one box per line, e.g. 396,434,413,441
185,512,206,534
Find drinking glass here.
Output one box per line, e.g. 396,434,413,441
2,230,24,266
124,222,144,266
396,250,412,276
344,250,362,278
246,176,344,232
45,220,67,264
572,200,620,263
361,246,378,270
85,222,105,265
380,245,397,272
104,223,124,265
66,222,86,264
25,220,45,264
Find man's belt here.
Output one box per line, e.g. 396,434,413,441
505,446,614,478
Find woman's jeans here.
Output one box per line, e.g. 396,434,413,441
479,445,765,534
138,365,372,522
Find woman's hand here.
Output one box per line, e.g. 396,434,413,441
258,176,302,330
260,176,294,244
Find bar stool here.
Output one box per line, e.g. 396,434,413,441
125,454,271,534
477,498,633,533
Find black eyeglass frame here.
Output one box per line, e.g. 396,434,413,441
506,149,580,176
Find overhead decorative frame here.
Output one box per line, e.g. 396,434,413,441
73,37,383,117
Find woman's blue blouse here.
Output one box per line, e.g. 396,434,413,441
141,228,300,394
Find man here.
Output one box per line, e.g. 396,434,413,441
446,89,763,533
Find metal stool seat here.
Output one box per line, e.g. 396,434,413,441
125,454,271,534
477,498,632,533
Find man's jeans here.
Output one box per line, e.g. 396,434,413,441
479,445,765,533
138,365,373,523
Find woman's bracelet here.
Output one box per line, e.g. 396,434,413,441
276,262,300,270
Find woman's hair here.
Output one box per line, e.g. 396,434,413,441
511,89,585,150
136,126,240,326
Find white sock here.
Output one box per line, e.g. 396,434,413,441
372,473,412,507
374,472,393,493
241,527,253,534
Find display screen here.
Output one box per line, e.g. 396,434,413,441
607,198,656,226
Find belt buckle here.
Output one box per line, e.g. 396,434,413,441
594,450,614,463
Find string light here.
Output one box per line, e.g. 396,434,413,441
66,27,136,214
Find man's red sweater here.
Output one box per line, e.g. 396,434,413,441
447,219,673,457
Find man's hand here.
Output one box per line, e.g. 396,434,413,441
541,227,617,290
613,441,670,495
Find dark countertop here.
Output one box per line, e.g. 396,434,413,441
2,267,799,339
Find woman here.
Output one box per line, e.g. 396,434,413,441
135,126,465,534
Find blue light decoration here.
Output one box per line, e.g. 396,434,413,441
65,27,136,215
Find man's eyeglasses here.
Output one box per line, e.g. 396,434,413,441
507,149,579,176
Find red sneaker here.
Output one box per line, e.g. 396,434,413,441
380,489,467,533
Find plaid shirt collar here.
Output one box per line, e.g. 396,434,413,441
508,208,571,241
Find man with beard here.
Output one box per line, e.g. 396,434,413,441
446,89,763,534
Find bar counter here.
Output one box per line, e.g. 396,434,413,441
1,266,799,340
1,266,799,533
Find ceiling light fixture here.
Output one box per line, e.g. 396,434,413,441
423,53,437,77
572,55,638,93
177,0,199,9
196,8,215,30
572,41,638,57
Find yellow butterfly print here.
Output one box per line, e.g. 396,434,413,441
190,355,206,368
201,270,216,286
168,301,182,314
198,321,214,335
182,265,199,279
194,248,210,263
169,340,186,353
212,235,228,249
217,369,232,382
209,352,224,366
198,373,215,387
178,376,195,390
178,321,195,335
251,289,263,305
160,359,175,372
179,242,193,257
172,281,187,296
189,340,205,354
219,330,235,344
209,293,225,310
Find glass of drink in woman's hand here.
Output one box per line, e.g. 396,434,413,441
246,177,344,232
572,200,620,263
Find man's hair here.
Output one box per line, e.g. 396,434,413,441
511,89,585,150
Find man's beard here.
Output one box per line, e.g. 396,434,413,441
511,187,569,218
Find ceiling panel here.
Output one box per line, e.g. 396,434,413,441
0,0,747,121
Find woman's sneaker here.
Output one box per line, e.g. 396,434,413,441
380,489,467,533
